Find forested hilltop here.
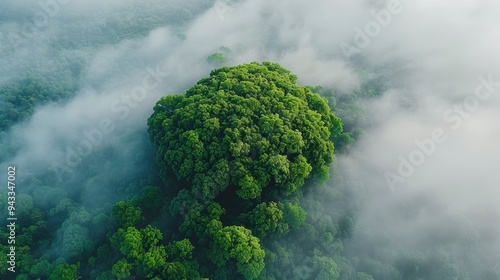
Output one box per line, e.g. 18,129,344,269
142,62,351,279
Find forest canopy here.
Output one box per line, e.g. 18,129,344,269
144,62,346,279
2,1,498,279
148,62,344,200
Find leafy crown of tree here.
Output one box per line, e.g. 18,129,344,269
148,62,341,201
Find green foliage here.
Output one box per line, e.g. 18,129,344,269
207,46,231,65
0,42,390,280
144,62,357,279
61,224,94,260
112,259,133,279
246,201,288,238
68,207,92,224
111,227,143,259
148,62,338,201
112,201,142,228
179,201,225,238
109,224,201,279
141,225,163,248
49,262,80,280
283,202,307,230
338,216,354,239
96,271,114,280
209,225,266,279
133,185,164,219
314,256,341,280
169,189,195,216
1,15,491,279
0,0,249,279
16,194,34,217
207,52,228,64
166,239,195,260
137,245,168,278
29,259,53,278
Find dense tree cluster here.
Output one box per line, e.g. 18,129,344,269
148,62,341,200
1,7,497,276
138,62,345,279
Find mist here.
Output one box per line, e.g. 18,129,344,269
0,0,499,278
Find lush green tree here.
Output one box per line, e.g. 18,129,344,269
338,216,354,239
112,259,133,279
49,198,74,217
111,227,143,259
133,185,164,219
16,194,34,218
96,271,114,280
148,62,340,201
15,246,34,275
109,224,201,279
314,256,341,280
145,62,355,279
179,201,225,238
244,201,288,238
17,225,37,247
166,239,195,261
207,52,228,64
0,245,9,274
137,245,168,278
112,201,142,228
61,224,94,260
141,225,163,248
169,189,195,217
207,46,231,65
208,225,265,279
283,202,307,230
49,262,80,280
68,207,92,224
162,261,198,280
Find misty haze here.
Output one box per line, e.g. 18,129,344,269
0,0,499,279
